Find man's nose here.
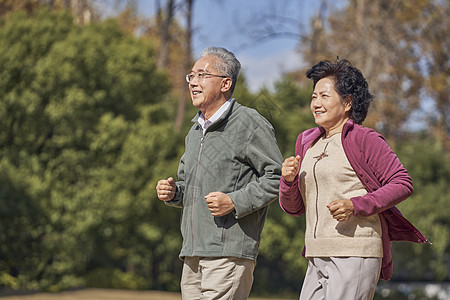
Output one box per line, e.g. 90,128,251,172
190,74,200,85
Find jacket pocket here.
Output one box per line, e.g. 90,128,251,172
221,215,228,243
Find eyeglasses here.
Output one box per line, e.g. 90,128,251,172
185,72,228,83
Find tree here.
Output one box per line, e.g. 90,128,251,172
300,0,449,145
174,0,194,131
393,136,450,281
156,0,176,69
1,1,448,295
0,8,182,291
0,0,100,23
417,0,450,151
142,0,195,131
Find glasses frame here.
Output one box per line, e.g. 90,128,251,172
185,72,228,83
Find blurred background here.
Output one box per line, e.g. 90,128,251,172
0,0,448,299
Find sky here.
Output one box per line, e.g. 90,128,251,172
132,0,330,92
102,0,431,131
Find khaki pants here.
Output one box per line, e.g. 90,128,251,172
181,256,255,300
300,257,382,300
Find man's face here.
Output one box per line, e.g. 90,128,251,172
188,55,228,115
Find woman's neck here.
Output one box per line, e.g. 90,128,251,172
325,118,349,138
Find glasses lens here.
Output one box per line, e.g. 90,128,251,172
185,74,191,83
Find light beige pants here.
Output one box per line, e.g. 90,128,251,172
181,256,255,300
300,257,382,300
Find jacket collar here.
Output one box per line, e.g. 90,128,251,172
301,119,356,152
342,118,355,137
191,98,238,133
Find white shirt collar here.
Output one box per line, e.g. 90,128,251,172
198,99,231,134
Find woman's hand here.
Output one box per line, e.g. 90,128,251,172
327,200,354,222
282,155,301,182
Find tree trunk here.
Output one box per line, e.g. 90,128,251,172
174,0,193,131
157,0,175,69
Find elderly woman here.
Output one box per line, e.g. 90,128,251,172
279,59,428,300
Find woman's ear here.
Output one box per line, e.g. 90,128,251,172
221,78,232,93
344,95,352,112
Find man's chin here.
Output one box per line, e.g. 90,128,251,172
191,101,204,112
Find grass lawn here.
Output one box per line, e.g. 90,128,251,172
0,288,295,300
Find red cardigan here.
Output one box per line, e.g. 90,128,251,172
279,119,428,280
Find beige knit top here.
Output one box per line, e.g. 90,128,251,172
300,133,383,258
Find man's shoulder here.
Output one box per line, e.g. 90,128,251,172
185,120,201,139
232,102,273,128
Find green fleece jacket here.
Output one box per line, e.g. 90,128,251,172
166,99,283,261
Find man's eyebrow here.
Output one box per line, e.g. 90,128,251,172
191,68,208,73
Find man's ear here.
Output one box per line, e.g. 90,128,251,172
221,78,232,93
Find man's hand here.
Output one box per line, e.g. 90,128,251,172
282,155,301,182
205,192,235,217
156,177,176,201
327,200,354,222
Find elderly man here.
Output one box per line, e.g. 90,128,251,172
156,47,283,299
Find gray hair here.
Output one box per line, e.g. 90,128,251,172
200,47,241,95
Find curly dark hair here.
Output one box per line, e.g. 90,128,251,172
305,59,374,124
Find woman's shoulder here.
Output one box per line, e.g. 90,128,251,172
345,121,385,139
298,127,324,142
346,123,391,152
294,127,324,156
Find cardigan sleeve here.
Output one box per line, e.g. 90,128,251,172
279,134,306,216
350,130,413,216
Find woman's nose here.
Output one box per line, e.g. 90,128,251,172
312,98,321,106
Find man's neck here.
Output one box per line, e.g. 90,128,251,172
201,99,227,120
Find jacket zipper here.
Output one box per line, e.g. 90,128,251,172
312,142,329,239
190,135,205,255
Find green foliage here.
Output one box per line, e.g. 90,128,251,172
393,136,450,281
85,268,147,290
269,76,315,156
0,5,449,297
236,74,315,156
0,8,182,292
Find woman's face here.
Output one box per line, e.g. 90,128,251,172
310,77,351,135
